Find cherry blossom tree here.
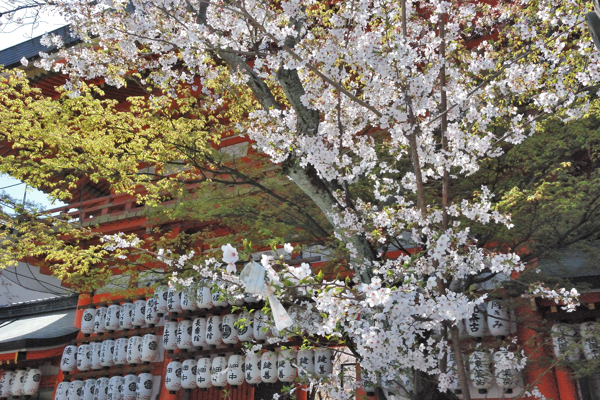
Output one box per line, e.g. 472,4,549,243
0,0,598,398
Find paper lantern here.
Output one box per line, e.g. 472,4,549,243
176,320,194,350
60,345,78,372
297,349,314,378
141,334,159,363
82,379,96,400
23,368,41,396
163,321,178,351
222,314,239,345
227,284,244,306
552,324,581,362
67,380,84,400
277,349,296,383
181,290,197,312
94,377,109,400
580,321,600,360
11,370,26,397
196,358,212,389
226,355,244,387
165,361,182,392
493,350,520,391
181,359,197,390
196,286,213,309
244,293,259,303
135,373,153,400
486,300,510,338
77,345,92,372
91,342,103,370
127,336,143,364
469,351,493,393
205,316,223,346
244,352,262,385
54,382,69,400
211,283,228,308
107,376,124,400
132,300,146,328
94,307,108,333
444,351,462,394
210,356,227,387
119,303,134,330
154,289,169,315
81,308,96,335
100,339,115,367
314,348,333,378
192,317,207,348
465,304,486,339
261,351,278,383
120,375,136,400
113,338,129,366
236,312,254,342
253,310,268,341
0,371,14,398
105,304,121,332
167,288,182,314
144,298,160,326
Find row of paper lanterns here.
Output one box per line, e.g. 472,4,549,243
459,300,516,339
552,321,600,361
61,334,161,372
465,351,522,393
0,369,42,397
164,348,333,392
54,374,154,400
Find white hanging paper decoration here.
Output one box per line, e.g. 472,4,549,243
81,308,96,335
493,350,520,391
314,348,333,378
100,340,115,367
126,336,143,364
176,320,194,350
154,289,169,315
486,300,511,338
210,356,227,387
277,349,296,383
132,300,146,328
205,316,223,346
23,368,42,396
94,307,108,333
580,321,600,360
121,375,136,400
163,321,179,351
113,338,129,366
11,370,26,397
94,377,110,400
77,345,92,371
196,286,213,310
66,380,84,400
91,342,103,370
167,288,182,314
54,382,69,400
105,305,121,332
192,317,208,348
227,355,245,387
196,358,212,389
83,379,96,400
165,361,182,392
60,345,78,372
144,298,160,326
119,303,134,330
244,352,262,385
141,334,159,363
261,351,278,383
107,376,124,400
221,314,239,345
297,349,314,378
181,359,197,390
0,371,14,398
135,373,153,400
469,351,494,393
236,312,254,342
552,324,581,362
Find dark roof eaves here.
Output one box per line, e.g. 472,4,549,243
0,293,78,319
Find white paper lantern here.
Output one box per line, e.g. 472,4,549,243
314,348,333,378
141,334,159,363
236,312,254,342
135,373,153,400
181,359,197,390
127,336,143,364
105,305,121,332
261,352,278,383
205,316,223,346
54,382,69,400
77,345,92,372
0,371,14,398
469,351,493,393
580,321,600,360
226,284,244,306
211,283,228,308
165,361,182,392
552,324,581,362
144,298,160,326
94,377,109,400
167,288,182,314
113,338,129,366
226,355,244,387
154,289,169,315
11,370,26,397
23,368,42,396
244,352,262,385
210,356,227,387
81,308,96,335
244,293,259,303
83,379,96,400
119,303,134,330
163,321,178,351
493,350,520,391
121,375,136,400
465,304,486,339
253,310,268,341
192,318,207,348
100,340,115,367
297,349,314,378
67,380,84,400
132,300,146,328
277,349,296,383
176,320,194,350
444,351,462,394
91,342,103,370
486,300,510,338
222,314,239,345
60,345,78,372
196,286,213,309
196,358,212,389
181,290,197,312
107,376,124,400
94,307,108,333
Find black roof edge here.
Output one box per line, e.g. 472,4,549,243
0,330,78,353
0,293,78,319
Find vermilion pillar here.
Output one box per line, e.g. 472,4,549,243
555,367,578,400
